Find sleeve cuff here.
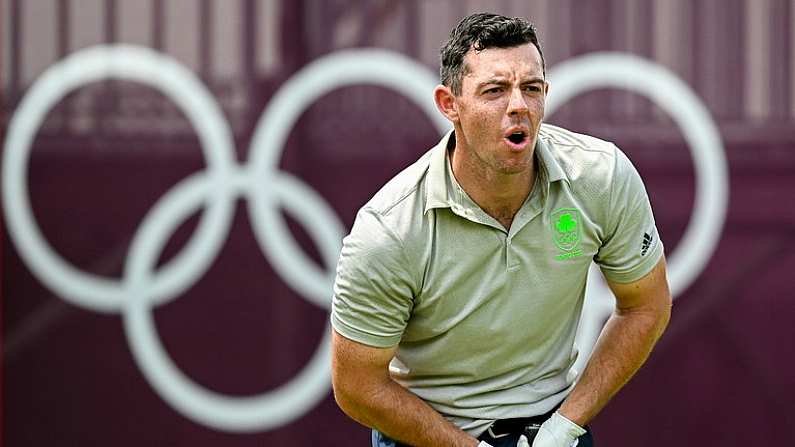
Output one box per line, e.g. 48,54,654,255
599,239,664,284
330,312,402,348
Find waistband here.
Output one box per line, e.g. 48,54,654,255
483,406,558,439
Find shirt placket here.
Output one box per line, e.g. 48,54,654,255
505,180,545,272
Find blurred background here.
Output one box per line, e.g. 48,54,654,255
2,0,794,445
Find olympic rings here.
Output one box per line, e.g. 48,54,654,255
246,49,449,307
2,47,727,433
2,45,238,313
1,45,447,432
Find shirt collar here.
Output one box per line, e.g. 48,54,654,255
535,133,567,184
424,130,454,214
423,129,568,214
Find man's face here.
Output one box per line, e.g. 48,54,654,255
452,43,547,175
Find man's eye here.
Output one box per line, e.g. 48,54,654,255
485,87,502,94
524,86,541,93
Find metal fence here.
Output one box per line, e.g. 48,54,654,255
4,0,795,144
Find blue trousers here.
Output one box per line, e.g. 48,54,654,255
371,426,594,447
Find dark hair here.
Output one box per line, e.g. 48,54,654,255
440,12,545,95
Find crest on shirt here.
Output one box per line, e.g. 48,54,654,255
551,208,582,259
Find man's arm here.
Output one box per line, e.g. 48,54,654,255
558,256,672,426
331,330,480,447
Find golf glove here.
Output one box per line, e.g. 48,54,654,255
531,412,585,447
478,442,495,447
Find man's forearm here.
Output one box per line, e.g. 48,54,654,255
558,303,671,426
335,377,479,447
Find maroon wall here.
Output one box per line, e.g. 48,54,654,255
3,1,794,445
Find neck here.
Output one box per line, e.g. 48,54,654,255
450,141,536,230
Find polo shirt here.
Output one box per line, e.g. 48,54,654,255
331,123,664,435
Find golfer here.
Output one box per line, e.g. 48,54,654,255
330,12,672,447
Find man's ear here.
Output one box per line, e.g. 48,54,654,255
434,85,459,123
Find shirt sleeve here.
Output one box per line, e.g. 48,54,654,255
594,147,664,283
331,207,416,348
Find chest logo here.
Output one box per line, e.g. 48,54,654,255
551,208,583,260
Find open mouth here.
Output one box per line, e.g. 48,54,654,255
506,130,527,145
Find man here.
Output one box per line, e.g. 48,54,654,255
330,12,671,447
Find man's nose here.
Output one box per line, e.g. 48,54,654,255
507,88,529,115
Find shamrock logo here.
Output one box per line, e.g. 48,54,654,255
556,213,577,233
551,208,582,251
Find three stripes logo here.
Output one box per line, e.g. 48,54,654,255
641,232,653,256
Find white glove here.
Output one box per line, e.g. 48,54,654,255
478,442,495,447
531,412,586,447
517,434,531,447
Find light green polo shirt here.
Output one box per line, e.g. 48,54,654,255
331,123,664,435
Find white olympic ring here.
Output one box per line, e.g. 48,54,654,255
3,46,238,313
1,45,446,432
546,53,729,372
3,47,726,432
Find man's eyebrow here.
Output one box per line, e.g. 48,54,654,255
478,79,510,88
478,76,545,88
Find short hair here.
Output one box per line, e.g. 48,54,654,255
440,12,545,95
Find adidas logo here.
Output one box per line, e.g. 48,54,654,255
641,232,653,256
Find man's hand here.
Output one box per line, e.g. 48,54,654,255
531,412,585,447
